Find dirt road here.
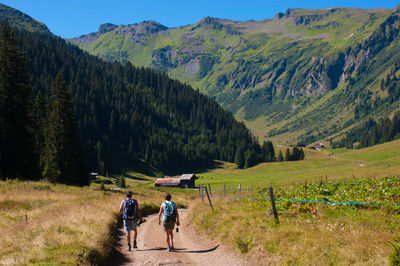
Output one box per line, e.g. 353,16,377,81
110,209,249,266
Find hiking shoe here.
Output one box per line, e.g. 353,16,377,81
167,247,171,252
133,241,137,249
171,244,174,250
128,244,131,251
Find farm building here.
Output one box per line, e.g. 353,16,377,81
154,174,197,188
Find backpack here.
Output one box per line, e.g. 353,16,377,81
124,199,137,220
163,201,176,222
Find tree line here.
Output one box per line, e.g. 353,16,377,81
332,112,400,148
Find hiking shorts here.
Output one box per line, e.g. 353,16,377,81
123,219,137,232
162,220,175,231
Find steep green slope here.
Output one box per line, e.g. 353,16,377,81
70,5,400,145
0,3,49,33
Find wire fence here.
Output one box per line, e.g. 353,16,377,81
199,185,400,207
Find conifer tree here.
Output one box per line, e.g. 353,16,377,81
277,150,284,162
0,22,37,180
234,145,245,169
42,74,88,185
285,148,291,161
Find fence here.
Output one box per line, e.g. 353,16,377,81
198,183,400,224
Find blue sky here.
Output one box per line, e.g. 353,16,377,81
2,0,399,38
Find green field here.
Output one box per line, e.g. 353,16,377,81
190,140,400,265
196,139,400,188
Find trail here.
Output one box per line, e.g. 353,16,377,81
110,209,250,266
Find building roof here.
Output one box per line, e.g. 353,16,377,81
154,178,180,185
180,174,197,180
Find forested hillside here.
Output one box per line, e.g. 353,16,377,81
4,23,264,176
70,5,400,146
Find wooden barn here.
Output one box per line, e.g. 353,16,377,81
154,174,197,188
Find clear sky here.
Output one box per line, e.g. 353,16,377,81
2,0,399,38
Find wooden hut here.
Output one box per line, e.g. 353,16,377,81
154,174,197,188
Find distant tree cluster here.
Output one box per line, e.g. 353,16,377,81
234,141,304,169
332,112,400,149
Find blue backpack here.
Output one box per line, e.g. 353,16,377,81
163,201,176,222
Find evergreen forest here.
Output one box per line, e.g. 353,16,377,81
0,22,290,184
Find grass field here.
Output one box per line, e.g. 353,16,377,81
196,139,400,189
1,140,400,264
190,139,400,265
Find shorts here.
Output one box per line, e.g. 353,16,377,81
123,219,137,232
162,220,175,231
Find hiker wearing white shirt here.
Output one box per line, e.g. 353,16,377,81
158,192,180,251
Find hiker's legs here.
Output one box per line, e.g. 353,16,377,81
126,230,131,245
169,230,174,248
165,230,172,248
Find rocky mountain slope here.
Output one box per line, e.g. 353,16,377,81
69,5,400,145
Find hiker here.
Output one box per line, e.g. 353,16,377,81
158,192,180,252
120,190,143,251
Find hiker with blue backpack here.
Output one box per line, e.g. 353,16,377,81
120,190,143,251
158,192,180,252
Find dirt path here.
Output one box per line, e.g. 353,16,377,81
111,209,249,266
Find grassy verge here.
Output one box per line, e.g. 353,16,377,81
190,176,400,264
0,180,122,264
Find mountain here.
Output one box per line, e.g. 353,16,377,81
70,5,400,146
0,3,49,33
0,5,262,175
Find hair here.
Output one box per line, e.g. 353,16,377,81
164,192,171,201
126,191,133,198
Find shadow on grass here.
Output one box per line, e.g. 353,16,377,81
101,219,131,266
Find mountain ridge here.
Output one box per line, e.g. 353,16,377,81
67,6,400,146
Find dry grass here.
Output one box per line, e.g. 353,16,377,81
0,180,122,265
0,176,193,265
191,199,400,265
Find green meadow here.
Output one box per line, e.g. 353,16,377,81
196,139,400,188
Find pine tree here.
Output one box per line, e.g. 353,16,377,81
0,22,37,180
42,74,88,185
285,148,291,161
234,145,245,169
277,150,284,162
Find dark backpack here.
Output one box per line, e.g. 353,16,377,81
124,199,137,220
163,201,176,222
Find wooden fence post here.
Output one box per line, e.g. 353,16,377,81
204,186,214,210
208,183,212,196
25,214,28,224
198,185,201,198
269,187,279,224
224,184,226,198
239,183,241,197
201,184,204,204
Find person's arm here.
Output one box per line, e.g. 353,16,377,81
175,204,180,226
158,204,164,225
119,200,124,213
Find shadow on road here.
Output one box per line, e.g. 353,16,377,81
137,247,167,251
136,245,220,254
173,245,220,254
